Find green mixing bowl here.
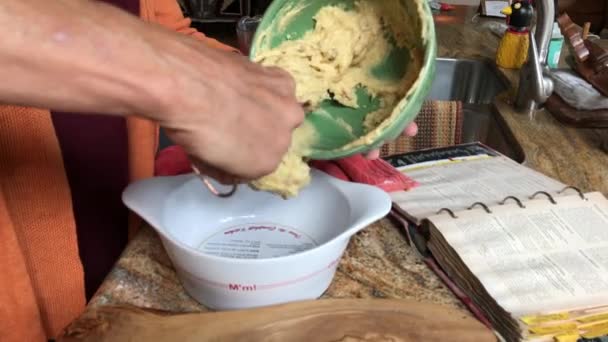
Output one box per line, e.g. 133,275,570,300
249,0,436,160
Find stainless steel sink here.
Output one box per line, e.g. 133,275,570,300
427,58,525,163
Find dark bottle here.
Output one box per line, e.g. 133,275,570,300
506,1,535,32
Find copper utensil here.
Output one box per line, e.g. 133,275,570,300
191,164,238,198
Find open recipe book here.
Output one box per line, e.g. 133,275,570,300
385,143,608,342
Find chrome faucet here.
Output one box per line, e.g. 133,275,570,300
514,0,556,117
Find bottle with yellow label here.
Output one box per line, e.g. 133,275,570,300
496,0,535,69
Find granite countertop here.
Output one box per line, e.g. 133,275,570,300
86,5,608,319
432,7,608,196
88,218,462,313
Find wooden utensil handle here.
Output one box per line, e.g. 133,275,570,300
583,22,591,40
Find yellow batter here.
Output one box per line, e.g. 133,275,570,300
250,120,317,198
250,0,417,198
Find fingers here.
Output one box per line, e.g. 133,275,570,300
363,122,418,160
265,66,296,87
252,65,304,129
403,122,418,137
160,47,304,183
365,149,381,160
228,49,297,99
254,65,298,99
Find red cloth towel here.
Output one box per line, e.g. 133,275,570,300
310,155,418,192
155,146,418,192
440,3,456,11
155,145,192,176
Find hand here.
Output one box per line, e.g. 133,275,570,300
364,122,418,160
0,0,303,185
148,37,305,184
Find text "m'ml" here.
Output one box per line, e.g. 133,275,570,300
228,283,257,291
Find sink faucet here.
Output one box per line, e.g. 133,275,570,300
514,0,556,117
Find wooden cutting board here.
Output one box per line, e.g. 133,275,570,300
58,299,496,342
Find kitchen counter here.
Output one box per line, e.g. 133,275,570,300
87,218,463,313
83,4,607,323
433,7,608,196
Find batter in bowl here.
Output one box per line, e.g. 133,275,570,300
250,0,422,198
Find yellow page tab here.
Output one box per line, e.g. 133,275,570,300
529,323,578,335
554,332,581,342
580,320,608,330
578,313,608,324
581,321,608,338
522,313,571,325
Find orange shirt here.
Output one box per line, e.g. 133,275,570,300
0,1,237,341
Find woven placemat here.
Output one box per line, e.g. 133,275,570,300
380,100,464,158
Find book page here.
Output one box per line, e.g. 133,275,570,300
391,156,566,223
429,192,608,317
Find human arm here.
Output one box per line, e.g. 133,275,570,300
0,0,303,180
148,0,415,163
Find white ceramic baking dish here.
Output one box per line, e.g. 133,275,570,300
122,169,391,310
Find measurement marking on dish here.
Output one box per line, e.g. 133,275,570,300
228,283,257,291
223,225,302,239
192,258,341,292
175,258,341,293
199,223,317,259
